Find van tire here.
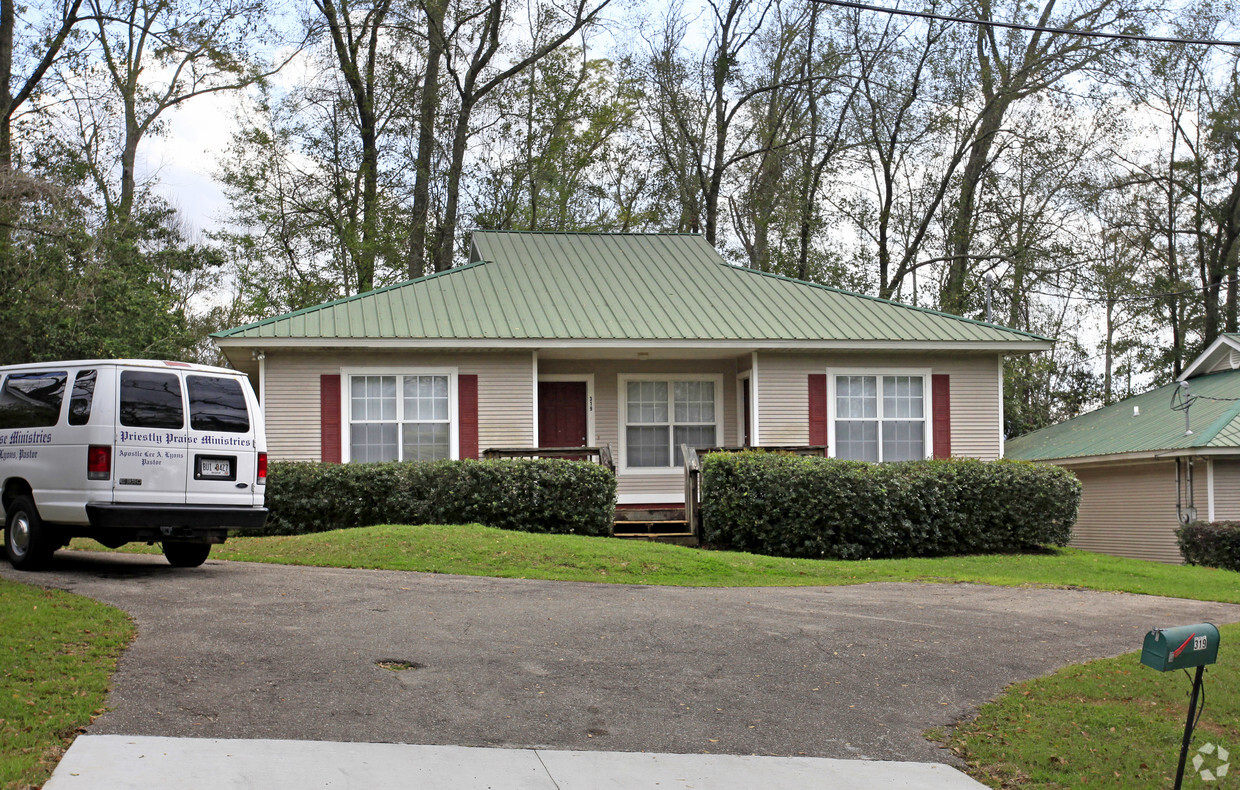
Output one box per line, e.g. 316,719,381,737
5,496,54,570
163,542,210,568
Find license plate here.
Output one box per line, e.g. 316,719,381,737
200,459,231,478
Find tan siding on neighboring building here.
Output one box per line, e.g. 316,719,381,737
1209,352,1238,374
541,357,739,503
263,350,534,461
1069,462,1182,563
754,351,1003,459
1212,460,1240,520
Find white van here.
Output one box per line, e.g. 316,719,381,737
0,360,268,569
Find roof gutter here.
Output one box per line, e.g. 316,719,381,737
1017,447,1240,466
213,337,1053,353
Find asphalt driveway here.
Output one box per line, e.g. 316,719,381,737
6,551,1239,764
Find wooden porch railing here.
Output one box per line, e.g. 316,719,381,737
482,444,616,473
682,445,828,540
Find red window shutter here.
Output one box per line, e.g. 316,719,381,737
320,374,342,464
459,374,479,460
932,374,951,459
808,374,828,447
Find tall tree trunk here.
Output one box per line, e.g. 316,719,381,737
941,101,1008,314
408,0,443,278
0,0,14,171
1104,296,1114,404
433,98,475,272
317,0,392,293
118,104,140,222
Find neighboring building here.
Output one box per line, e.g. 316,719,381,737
212,231,1048,506
1006,335,1240,563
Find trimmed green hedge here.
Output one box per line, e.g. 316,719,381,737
264,459,617,536
1178,521,1240,571
700,452,1080,559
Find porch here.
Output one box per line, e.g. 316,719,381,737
483,444,826,545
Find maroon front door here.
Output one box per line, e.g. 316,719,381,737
539,381,588,448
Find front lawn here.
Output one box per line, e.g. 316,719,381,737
0,578,133,789
71,522,1240,603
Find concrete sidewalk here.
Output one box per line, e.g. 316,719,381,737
46,735,987,789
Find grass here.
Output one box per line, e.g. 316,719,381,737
0,578,134,790
71,523,1240,603
946,623,1240,789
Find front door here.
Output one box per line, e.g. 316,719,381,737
538,381,588,448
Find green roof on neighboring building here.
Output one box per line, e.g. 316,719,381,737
213,231,1050,347
1005,368,1240,462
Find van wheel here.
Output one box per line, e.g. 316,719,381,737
5,496,54,570
163,542,211,568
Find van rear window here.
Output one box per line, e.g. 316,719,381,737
187,376,250,433
120,371,184,429
0,371,67,428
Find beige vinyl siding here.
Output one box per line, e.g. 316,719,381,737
1069,461,1182,563
541,358,738,503
754,351,1003,459
263,350,534,461
1209,351,1239,373
1212,460,1240,520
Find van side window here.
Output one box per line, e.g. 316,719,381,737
0,371,68,428
187,376,250,433
120,371,183,429
68,369,97,426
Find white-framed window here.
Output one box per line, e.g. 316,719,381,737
827,369,932,462
620,375,722,470
343,369,457,463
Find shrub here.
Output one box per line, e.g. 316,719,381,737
699,452,1079,559
1178,521,1240,571
264,459,616,537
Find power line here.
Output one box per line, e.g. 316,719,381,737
1024,277,1240,304
808,0,1240,47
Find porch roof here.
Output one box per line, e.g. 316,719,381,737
214,232,1050,349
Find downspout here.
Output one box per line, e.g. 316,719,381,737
254,350,267,420
1208,459,1215,522
1176,457,1199,525
750,351,760,447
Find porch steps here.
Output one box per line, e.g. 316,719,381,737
612,508,698,547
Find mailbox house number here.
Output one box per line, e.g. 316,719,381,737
1194,635,1209,651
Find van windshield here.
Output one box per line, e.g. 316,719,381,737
187,376,250,433
120,371,184,429
0,371,67,428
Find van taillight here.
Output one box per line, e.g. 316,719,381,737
88,445,111,480
257,452,267,484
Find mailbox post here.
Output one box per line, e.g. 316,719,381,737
1140,623,1220,790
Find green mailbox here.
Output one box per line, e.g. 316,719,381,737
1141,623,1220,672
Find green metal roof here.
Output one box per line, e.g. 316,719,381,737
213,231,1049,346
1005,369,1240,461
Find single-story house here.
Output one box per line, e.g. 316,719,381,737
212,231,1049,506
1005,335,1240,563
